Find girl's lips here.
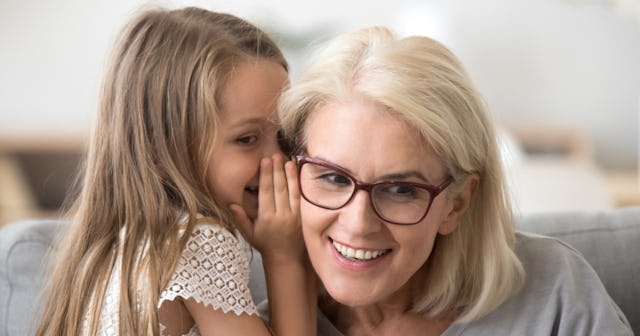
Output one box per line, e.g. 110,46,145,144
244,186,259,196
243,186,259,211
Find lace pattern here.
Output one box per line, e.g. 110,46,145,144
81,259,121,335
158,223,258,316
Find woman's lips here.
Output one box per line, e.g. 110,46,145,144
332,240,391,261
328,238,391,271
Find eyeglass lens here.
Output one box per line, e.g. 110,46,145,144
298,161,433,224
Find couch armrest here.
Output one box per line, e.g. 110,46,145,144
0,219,65,336
516,207,640,334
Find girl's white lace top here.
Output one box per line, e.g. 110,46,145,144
82,221,258,335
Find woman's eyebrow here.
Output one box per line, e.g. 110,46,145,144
307,155,356,174
309,154,433,183
380,171,429,183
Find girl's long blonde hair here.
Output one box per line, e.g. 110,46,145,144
279,26,523,323
36,7,287,335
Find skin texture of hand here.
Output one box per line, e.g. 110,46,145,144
230,153,317,336
230,153,305,262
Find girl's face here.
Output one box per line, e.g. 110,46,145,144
207,60,288,220
301,96,461,308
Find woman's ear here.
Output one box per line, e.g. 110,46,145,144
438,174,479,235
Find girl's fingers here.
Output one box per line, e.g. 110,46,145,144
285,160,300,213
258,157,274,214
271,154,290,213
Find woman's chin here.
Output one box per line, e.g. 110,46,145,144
324,284,378,308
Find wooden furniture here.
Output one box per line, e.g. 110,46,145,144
503,123,639,212
606,170,640,207
0,135,86,227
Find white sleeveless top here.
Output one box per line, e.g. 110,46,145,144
82,221,258,335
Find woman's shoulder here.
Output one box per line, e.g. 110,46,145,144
514,230,589,271
443,231,632,335
512,231,621,312
511,230,615,290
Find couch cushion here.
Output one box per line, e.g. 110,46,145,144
516,206,640,333
0,219,65,336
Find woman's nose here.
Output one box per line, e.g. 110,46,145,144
338,190,384,236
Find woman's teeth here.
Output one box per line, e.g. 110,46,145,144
332,241,389,261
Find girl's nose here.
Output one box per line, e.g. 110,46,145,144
338,190,384,236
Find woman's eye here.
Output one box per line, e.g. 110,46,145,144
321,173,351,186
236,135,257,145
385,185,417,197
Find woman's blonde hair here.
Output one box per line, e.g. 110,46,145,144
279,26,523,323
36,7,287,335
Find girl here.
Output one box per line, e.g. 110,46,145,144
35,6,315,336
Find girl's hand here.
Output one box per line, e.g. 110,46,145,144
230,154,305,262
231,154,317,336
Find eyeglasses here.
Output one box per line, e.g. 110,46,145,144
296,155,453,225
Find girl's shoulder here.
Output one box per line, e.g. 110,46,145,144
192,216,232,232
181,216,243,252
178,216,238,242
160,216,257,316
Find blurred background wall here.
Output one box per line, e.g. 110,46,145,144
1,0,639,224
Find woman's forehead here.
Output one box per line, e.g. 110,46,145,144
303,99,446,180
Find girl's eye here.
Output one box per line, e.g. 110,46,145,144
236,135,257,145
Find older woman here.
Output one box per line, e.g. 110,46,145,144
278,27,632,335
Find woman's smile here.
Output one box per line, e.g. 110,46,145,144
331,239,391,261
328,237,392,271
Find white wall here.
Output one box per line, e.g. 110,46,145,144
413,0,640,170
1,0,639,168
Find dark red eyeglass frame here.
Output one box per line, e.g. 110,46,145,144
295,155,453,225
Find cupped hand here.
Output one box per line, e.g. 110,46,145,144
230,154,305,262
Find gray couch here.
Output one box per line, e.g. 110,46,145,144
2,207,639,335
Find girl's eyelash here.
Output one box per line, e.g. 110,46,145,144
236,134,258,144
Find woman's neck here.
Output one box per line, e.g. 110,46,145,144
320,290,455,336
